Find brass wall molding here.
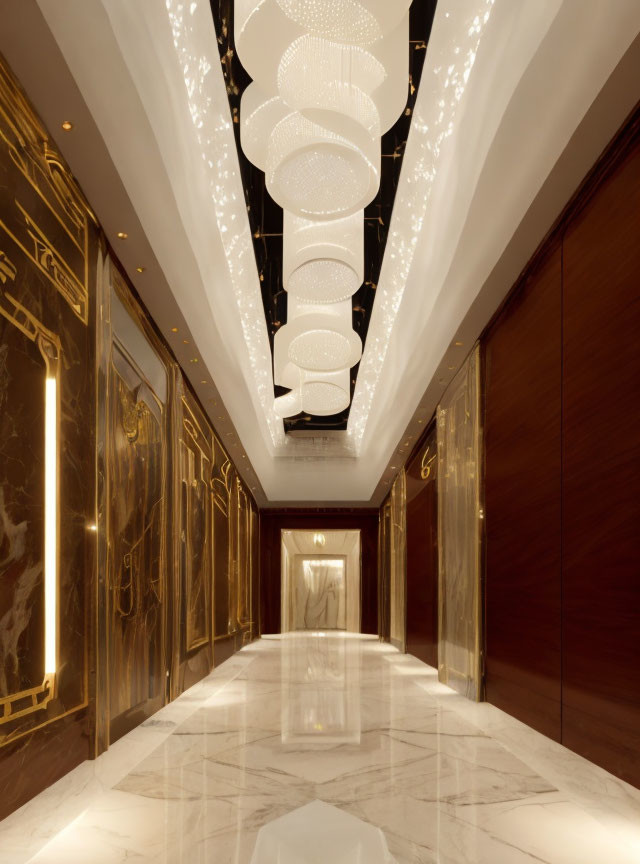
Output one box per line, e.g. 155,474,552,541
0,58,96,323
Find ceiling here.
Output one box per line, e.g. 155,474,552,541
3,0,639,505
211,0,437,433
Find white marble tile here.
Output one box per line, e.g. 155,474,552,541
2,634,640,864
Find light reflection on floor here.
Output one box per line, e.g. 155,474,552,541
2,633,640,863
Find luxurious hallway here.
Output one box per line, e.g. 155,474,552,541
2,633,639,864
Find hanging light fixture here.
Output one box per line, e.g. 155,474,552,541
236,0,413,418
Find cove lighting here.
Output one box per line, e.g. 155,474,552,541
44,377,58,676
348,0,495,450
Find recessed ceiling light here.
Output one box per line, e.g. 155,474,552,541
117,231,128,239
136,266,145,273
190,358,199,363
455,341,463,347
201,380,208,384
448,365,456,370
183,339,190,344
171,327,178,333
61,120,73,131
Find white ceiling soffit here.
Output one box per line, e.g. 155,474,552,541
37,0,640,502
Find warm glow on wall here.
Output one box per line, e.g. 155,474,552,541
44,376,58,676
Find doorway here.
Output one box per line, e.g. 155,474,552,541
281,530,361,632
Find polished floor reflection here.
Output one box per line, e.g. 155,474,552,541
3,634,640,863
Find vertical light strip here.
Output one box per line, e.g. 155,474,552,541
44,376,58,675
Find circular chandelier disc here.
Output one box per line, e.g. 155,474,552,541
301,380,351,415
287,258,361,303
289,328,352,372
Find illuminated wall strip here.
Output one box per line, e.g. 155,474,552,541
44,376,58,675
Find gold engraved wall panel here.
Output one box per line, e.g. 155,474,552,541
172,374,214,695
212,434,232,642
389,470,407,653
437,345,483,701
107,345,165,736
0,53,97,819
378,496,392,643
236,480,251,636
181,396,212,652
100,266,169,744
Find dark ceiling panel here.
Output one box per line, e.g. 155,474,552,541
211,0,437,431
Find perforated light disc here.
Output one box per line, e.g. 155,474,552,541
288,329,352,372
283,211,364,285
301,380,350,415
287,258,361,303
278,37,385,113
269,136,378,219
275,0,412,45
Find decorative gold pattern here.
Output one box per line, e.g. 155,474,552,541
0,60,95,323
437,344,483,701
180,396,212,652
420,445,437,480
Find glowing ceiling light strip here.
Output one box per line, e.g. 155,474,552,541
165,0,284,448
44,376,57,675
347,0,495,451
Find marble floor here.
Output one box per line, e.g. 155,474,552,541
2,633,640,864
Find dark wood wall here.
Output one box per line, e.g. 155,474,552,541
405,425,438,667
561,122,640,786
260,510,379,635
484,244,563,741
483,105,640,787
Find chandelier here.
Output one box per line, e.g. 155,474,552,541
236,0,413,418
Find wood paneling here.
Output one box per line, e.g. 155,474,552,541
562,127,640,787
483,246,563,741
482,105,640,786
405,425,438,667
260,511,379,635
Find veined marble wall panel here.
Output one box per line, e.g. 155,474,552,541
0,53,98,817
389,471,407,652
437,345,483,701
291,556,347,631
